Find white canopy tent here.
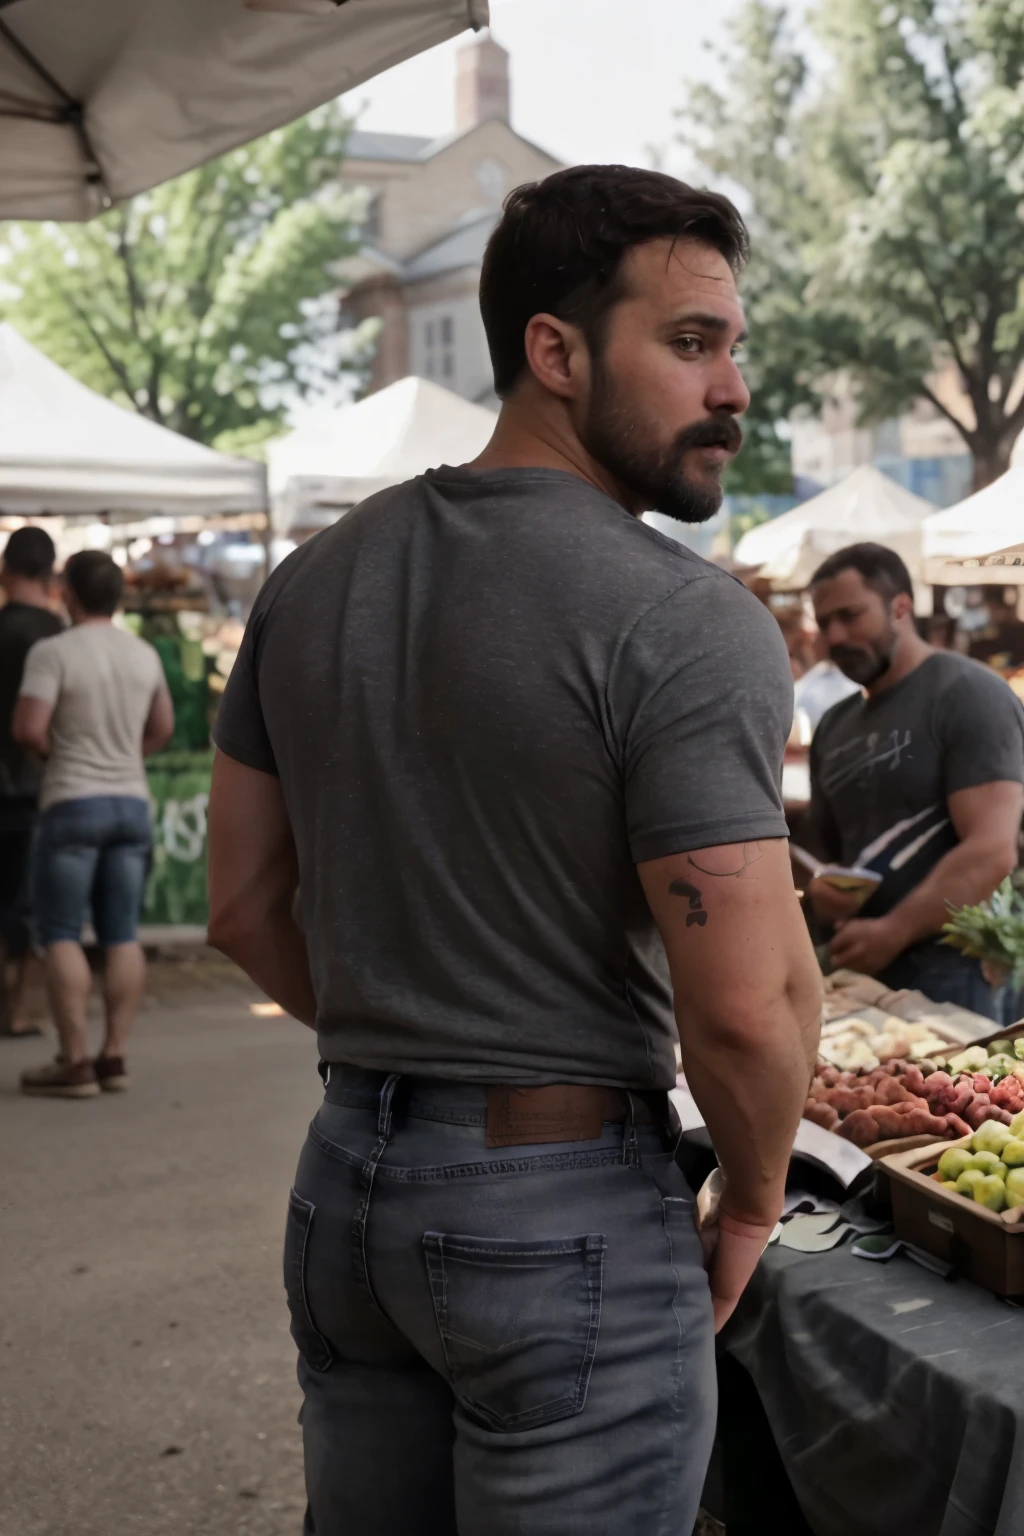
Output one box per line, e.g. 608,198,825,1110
268,375,496,533
733,465,937,591
0,0,488,220
0,322,266,517
922,466,1024,585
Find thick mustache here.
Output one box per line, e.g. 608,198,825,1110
676,417,744,454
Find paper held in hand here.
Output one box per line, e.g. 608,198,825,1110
790,843,883,904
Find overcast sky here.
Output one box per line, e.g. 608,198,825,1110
342,0,745,175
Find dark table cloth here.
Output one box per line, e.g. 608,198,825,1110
720,1242,1024,1536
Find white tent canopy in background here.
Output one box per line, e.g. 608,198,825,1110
0,0,487,220
268,375,496,533
0,323,265,517
733,465,937,590
922,465,1024,585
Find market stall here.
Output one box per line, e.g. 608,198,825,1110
922,466,1024,586
267,374,496,536
690,910,1024,1535
0,322,265,934
733,465,937,595
0,0,488,220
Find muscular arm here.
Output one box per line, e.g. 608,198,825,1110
207,750,317,1027
12,694,54,758
641,839,821,1221
831,782,1022,972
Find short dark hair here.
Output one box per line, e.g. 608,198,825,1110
479,164,750,397
810,543,914,602
64,550,124,616
3,526,56,580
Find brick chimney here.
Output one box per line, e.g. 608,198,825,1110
455,33,510,132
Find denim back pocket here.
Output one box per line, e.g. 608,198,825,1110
283,1189,333,1374
422,1230,605,1432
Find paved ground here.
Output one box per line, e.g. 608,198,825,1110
0,956,321,1536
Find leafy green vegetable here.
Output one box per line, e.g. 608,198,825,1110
943,878,1024,988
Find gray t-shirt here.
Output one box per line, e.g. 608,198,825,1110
214,467,793,1088
807,651,1024,925
20,623,164,812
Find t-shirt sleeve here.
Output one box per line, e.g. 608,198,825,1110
611,574,794,863
938,666,1024,797
18,637,62,705
212,605,278,776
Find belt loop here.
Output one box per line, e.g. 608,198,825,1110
377,1073,400,1138
622,1091,640,1168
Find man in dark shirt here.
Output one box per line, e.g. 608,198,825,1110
806,543,1024,1018
0,526,63,1034
207,166,822,1535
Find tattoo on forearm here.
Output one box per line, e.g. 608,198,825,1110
687,841,763,880
668,878,708,927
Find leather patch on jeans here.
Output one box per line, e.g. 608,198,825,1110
485,1086,606,1148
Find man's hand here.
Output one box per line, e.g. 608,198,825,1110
705,1210,778,1333
806,874,864,928
829,915,903,977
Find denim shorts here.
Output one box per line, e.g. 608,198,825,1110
33,795,152,947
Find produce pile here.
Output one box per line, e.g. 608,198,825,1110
934,1119,1024,1214
805,1037,1024,1149
942,877,1024,990
818,1015,951,1074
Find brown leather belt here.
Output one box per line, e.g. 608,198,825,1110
485,1083,670,1148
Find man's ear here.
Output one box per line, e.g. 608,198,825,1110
892,591,915,625
522,312,589,401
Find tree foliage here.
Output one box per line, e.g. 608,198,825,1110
680,0,1024,490
0,105,366,449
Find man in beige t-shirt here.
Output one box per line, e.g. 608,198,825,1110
13,551,174,1098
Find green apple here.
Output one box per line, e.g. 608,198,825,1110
967,1150,1006,1177
1005,1168,1024,1200
972,1123,1013,1156
1001,1139,1024,1168
938,1147,974,1183
1010,1111,1024,1141
974,1175,1007,1212
955,1169,986,1197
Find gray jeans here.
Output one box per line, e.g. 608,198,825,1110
286,1067,716,1535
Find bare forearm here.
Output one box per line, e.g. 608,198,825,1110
679,969,821,1226
887,840,1016,950
210,906,317,1027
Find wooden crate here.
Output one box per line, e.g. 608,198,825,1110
882,1136,1024,1296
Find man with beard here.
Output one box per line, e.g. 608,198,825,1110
806,543,1024,1016
207,165,822,1535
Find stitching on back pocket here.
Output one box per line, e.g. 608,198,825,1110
283,1189,333,1374
422,1230,606,1432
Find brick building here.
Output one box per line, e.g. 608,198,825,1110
338,34,563,406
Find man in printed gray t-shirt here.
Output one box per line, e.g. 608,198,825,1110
208,165,822,1536
806,542,1024,1019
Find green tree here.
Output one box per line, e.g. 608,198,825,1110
0,104,368,448
680,0,1024,491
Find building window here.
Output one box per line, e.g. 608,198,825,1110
423,315,455,387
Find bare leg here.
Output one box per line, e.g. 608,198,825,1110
43,941,93,1063
101,942,146,1059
